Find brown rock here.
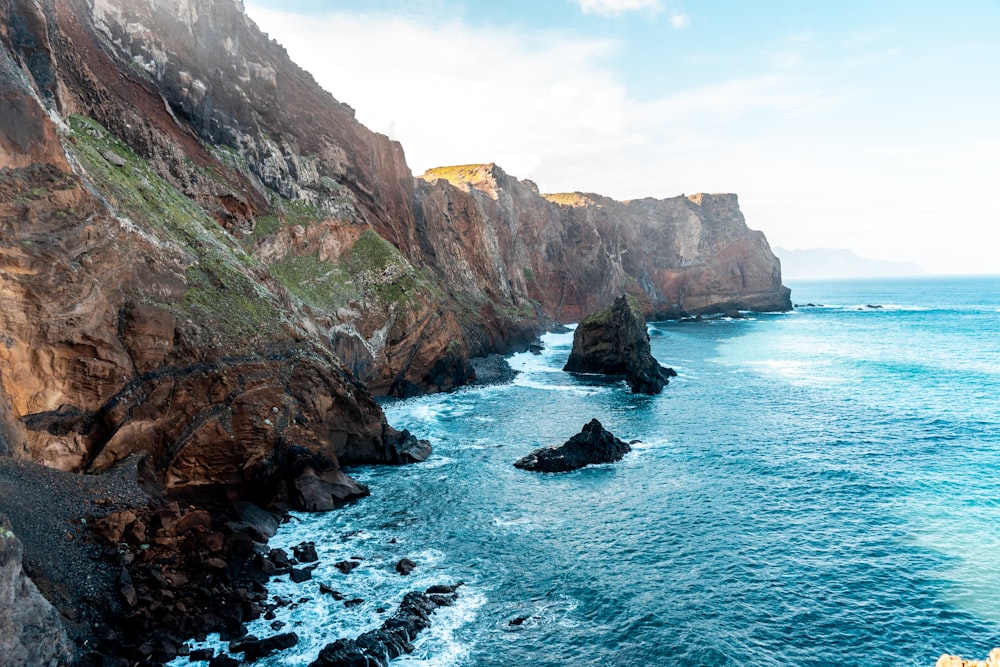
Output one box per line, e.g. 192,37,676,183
564,295,675,394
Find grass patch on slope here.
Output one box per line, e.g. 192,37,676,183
68,115,283,342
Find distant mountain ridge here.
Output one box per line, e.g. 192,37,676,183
775,247,926,280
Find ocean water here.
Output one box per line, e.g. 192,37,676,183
188,276,1000,666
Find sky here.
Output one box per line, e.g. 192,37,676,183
243,0,1000,275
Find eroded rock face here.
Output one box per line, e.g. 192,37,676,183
0,1,413,505
417,165,792,324
0,518,75,667
0,0,788,495
564,295,676,394
514,419,631,473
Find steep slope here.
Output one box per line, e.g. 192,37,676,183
0,0,421,507
1,0,790,484
418,164,790,323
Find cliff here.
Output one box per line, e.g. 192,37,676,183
418,164,790,323
0,0,420,502
0,0,792,660
0,0,788,481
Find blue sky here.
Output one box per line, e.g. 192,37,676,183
244,0,1000,274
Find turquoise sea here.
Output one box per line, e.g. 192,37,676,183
189,276,1000,666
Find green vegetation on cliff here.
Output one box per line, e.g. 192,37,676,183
269,253,356,311
543,192,595,207
268,228,441,315
67,115,283,342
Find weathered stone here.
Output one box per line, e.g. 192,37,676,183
395,558,416,576
0,517,75,667
564,295,676,394
290,566,315,583
231,632,298,661
293,542,319,563
514,419,631,473
335,560,361,574
310,584,462,667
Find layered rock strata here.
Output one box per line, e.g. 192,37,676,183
514,419,630,473
564,295,676,394
419,165,791,325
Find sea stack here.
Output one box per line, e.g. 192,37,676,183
514,419,631,473
563,295,676,394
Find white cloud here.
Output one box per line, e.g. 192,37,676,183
245,6,633,180
243,3,1000,275
572,0,662,17
671,12,690,28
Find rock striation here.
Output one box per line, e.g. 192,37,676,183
418,165,791,326
0,516,75,667
514,419,630,473
564,295,676,394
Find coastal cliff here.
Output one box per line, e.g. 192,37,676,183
1,0,790,660
418,164,790,324
0,0,789,471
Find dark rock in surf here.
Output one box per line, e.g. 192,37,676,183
290,565,316,583
395,558,417,576
335,559,361,574
230,632,298,660
309,584,462,667
514,419,630,473
293,542,319,563
563,294,675,394
470,354,519,386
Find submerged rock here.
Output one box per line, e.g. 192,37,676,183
514,419,631,473
563,295,676,394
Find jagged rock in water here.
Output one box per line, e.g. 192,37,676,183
230,633,299,661
309,584,462,667
563,295,676,394
514,419,630,473
0,517,75,667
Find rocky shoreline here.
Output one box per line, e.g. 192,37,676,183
0,452,463,666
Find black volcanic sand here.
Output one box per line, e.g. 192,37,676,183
0,455,152,642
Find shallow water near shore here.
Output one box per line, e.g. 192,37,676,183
181,276,1000,666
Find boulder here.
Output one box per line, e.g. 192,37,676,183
293,542,319,563
231,632,298,660
0,517,75,667
395,558,416,576
514,419,631,473
563,295,675,394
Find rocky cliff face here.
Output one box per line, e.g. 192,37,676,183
417,165,790,324
0,0,789,486
0,518,75,666
0,0,424,505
